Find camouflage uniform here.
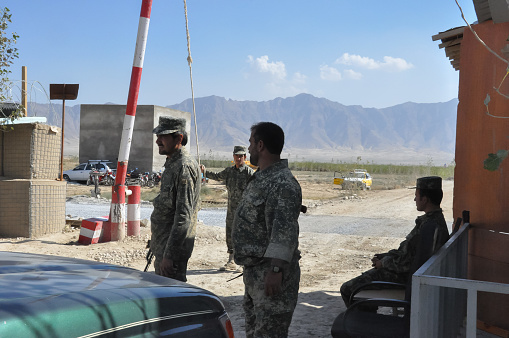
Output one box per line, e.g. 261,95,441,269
150,148,201,282
205,164,254,253
233,160,302,337
340,209,449,306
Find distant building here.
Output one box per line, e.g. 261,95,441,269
79,105,191,173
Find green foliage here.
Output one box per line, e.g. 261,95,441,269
202,157,455,178
484,150,509,171
286,161,454,178
201,159,232,168
0,7,22,128
0,7,19,103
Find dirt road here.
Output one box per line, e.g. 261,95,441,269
0,178,454,337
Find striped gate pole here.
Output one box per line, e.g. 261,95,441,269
127,185,141,236
109,0,153,241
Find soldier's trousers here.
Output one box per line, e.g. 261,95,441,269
242,258,300,338
154,257,189,282
340,268,407,307
225,216,233,253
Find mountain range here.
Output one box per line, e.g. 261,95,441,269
25,94,458,164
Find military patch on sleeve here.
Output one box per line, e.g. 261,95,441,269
181,178,188,185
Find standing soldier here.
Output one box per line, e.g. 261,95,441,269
233,122,302,337
200,145,255,271
150,117,201,282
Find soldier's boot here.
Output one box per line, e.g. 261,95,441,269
219,253,238,271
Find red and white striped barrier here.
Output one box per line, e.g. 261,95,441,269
108,0,153,241
110,185,127,242
127,185,141,236
79,216,109,245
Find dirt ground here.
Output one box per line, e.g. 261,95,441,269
0,174,454,338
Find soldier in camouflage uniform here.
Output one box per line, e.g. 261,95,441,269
150,117,201,282
233,122,302,338
200,145,255,271
340,176,449,306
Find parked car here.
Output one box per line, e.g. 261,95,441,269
0,251,234,338
333,169,372,190
63,160,113,182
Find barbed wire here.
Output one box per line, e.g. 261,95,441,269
1,80,62,126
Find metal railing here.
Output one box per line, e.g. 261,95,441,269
410,223,509,337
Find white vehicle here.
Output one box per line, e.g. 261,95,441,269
63,160,113,182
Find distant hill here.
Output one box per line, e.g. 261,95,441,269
169,94,457,163
26,94,458,164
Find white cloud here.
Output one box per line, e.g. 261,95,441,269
247,55,287,80
344,69,363,80
292,72,307,85
335,53,413,71
320,65,342,81
246,55,308,97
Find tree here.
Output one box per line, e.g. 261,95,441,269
0,7,19,112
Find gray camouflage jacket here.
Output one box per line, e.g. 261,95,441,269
205,164,254,220
232,160,302,266
380,208,449,274
150,148,201,261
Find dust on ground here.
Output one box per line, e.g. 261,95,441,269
0,173,454,338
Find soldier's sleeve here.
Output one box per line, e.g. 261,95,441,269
205,167,228,181
263,180,302,263
380,224,420,273
164,164,199,260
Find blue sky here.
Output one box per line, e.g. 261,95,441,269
3,0,476,108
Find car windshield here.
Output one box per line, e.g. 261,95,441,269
354,173,365,178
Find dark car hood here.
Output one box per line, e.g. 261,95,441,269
0,251,198,300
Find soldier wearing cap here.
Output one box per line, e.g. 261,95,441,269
150,116,201,282
340,176,450,307
200,145,255,271
232,122,302,337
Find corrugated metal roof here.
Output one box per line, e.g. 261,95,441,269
473,0,492,23
432,27,465,71
473,0,509,24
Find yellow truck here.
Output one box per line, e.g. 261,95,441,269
334,169,372,190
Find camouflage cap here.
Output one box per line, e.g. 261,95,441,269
152,116,186,135
416,176,442,190
233,145,246,155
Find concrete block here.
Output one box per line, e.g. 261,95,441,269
79,105,190,173
79,216,108,245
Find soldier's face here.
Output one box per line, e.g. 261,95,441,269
414,189,425,212
156,134,181,157
233,154,246,167
248,132,259,166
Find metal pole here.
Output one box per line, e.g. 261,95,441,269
109,0,152,241
60,88,66,181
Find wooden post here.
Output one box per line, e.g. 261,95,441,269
21,66,27,116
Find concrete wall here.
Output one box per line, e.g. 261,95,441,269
453,21,509,330
80,105,191,173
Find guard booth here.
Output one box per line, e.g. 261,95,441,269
432,1,509,335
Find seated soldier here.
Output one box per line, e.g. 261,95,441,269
340,176,450,307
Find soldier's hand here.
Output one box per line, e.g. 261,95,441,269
264,270,283,297
160,257,176,277
371,257,382,269
199,164,205,173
